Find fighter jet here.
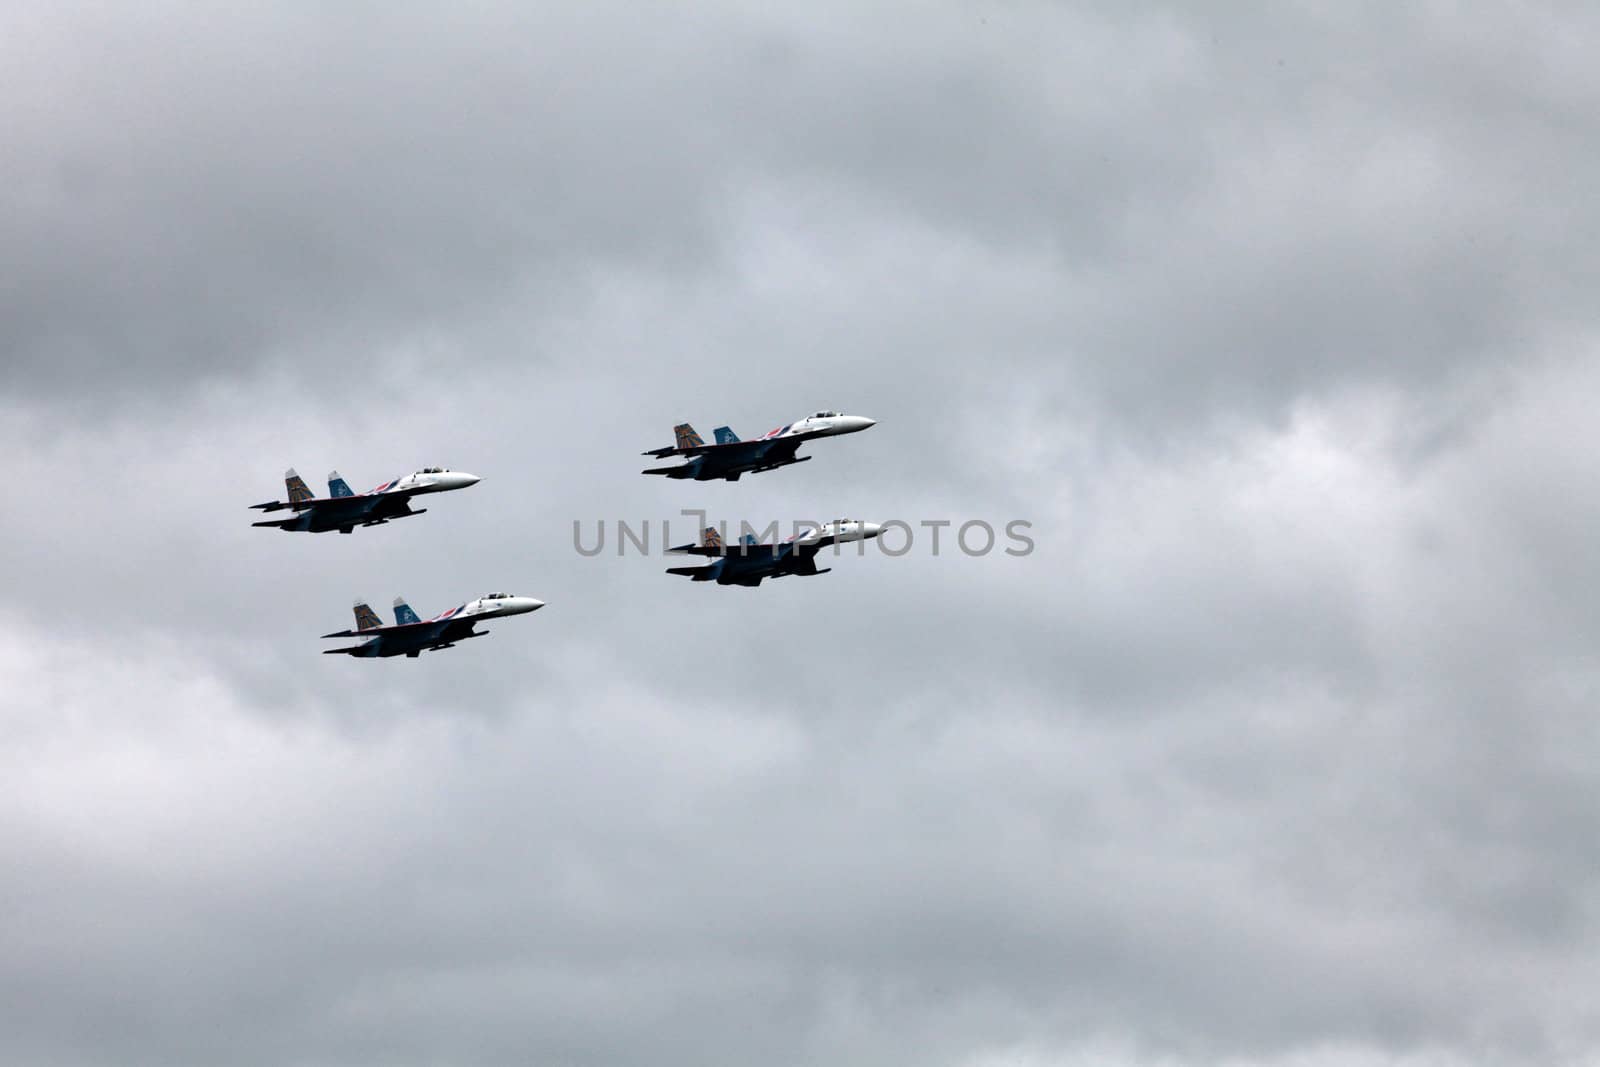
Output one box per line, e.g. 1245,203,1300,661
321,593,544,658
642,410,876,481
250,467,480,533
666,520,883,587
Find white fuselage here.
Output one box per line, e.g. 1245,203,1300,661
415,595,545,627
457,594,545,619
793,520,885,547
371,469,482,496
757,413,877,443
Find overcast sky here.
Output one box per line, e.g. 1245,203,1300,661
4,3,1600,1065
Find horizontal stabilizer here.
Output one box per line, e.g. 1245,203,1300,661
791,553,829,576
667,544,730,556
252,467,326,512
644,423,717,458
667,526,784,557
671,526,726,555
641,464,694,478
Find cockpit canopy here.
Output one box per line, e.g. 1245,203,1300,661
419,466,449,474
811,410,841,418
482,592,513,599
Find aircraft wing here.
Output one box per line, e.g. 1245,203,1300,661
253,494,386,514
321,614,475,640
321,622,408,637
753,438,802,463
641,440,750,459
666,540,784,557
322,626,368,638
789,550,825,575
666,543,729,556
642,433,802,460
265,495,396,521
433,616,478,642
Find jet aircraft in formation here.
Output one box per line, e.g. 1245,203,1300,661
258,406,880,658
321,593,544,658
666,520,884,587
250,467,479,534
642,410,875,481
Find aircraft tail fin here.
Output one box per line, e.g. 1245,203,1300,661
392,597,421,626
674,423,705,450
328,471,355,498
353,599,384,631
741,533,759,547
702,526,725,550
713,425,740,445
285,468,315,503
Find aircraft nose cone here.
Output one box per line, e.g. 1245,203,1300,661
862,522,884,538
455,472,482,488
518,597,545,613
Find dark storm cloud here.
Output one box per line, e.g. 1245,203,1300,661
10,1,1588,422
4,2,1600,1066
3,2,745,396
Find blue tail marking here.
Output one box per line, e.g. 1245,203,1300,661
393,597,422,626
713,426,741,445
328,471,355,498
